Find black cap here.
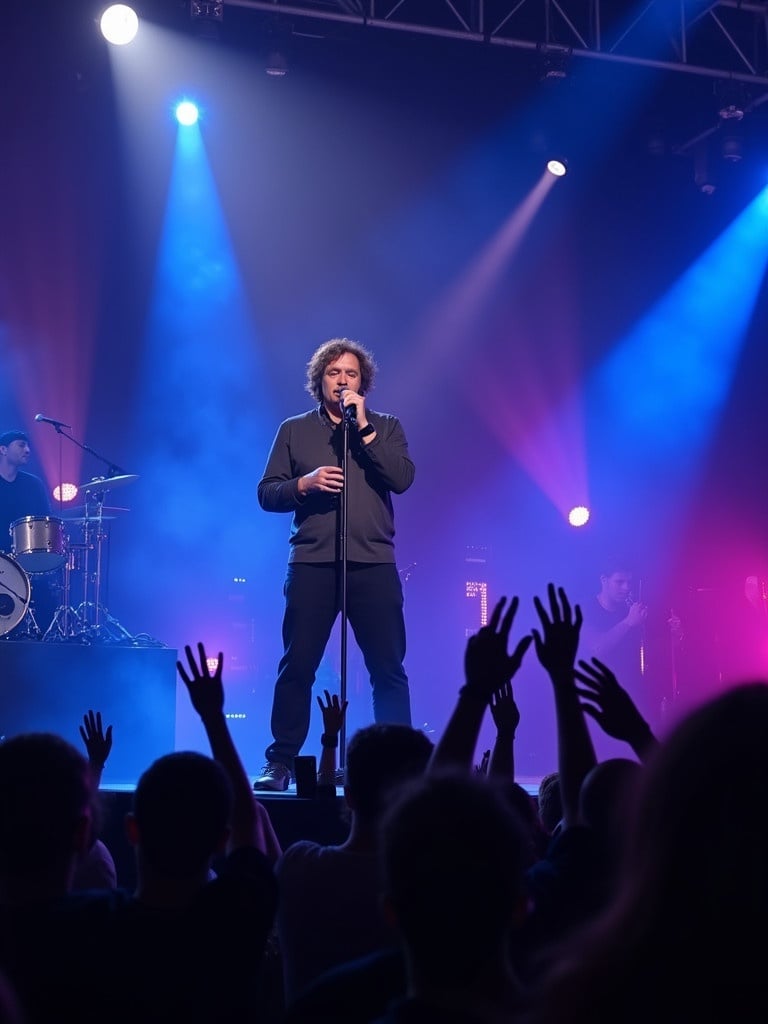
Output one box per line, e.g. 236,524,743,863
0,430,29,448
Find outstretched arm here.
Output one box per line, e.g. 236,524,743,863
429,596,532,773
79,709,113,789
532,583,594,827
316,689,348,785
575,656,659,761
488,680,521,781
177,643,282,862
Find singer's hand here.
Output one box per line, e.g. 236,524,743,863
340,389,367,427
299,466,344,495
625,601,647,627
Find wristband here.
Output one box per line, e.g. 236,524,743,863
357,423,375,439
320,733,339,748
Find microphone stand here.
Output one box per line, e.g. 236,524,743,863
338,413,351,770
36,421,131,642
36,421,127,479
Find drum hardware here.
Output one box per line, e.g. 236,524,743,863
43,493,137,644
31,424,141,643
0,552,37,639
10,515,67,574
77,474,139,493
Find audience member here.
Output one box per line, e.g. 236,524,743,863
525,681,768,1024
276,721,433,1007
374,770,532,1023
108,642,280,1022
536,772,562,837
316,687,349,788
72,709,117,890
0,730,114,1023
521,585,646,982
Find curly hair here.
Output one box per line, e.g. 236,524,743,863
305,337,378,402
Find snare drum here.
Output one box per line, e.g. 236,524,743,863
0,552,31,636
10,515,67,574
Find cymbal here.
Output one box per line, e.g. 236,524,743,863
63,516,117,524
78,474,138,492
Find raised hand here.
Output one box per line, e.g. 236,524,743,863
79,709,113,770
316,689,348,740
489,679,521,737
576,656,658,757
177,642,224,720
532,583,583,683
463,596,533,703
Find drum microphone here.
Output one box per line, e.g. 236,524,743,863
34,414,71,429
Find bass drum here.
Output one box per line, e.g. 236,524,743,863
0,552,31,636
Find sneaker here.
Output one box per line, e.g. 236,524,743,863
253,762,291,792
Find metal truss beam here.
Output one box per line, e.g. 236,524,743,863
223,0,768,86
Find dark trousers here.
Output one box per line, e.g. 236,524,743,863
265,562,412,768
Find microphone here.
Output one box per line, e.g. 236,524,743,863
35,414,71,428
340,391,357,424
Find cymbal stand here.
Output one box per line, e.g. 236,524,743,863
42,551,85,641
73,491,135,643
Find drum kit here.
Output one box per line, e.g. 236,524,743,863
0,474,138,643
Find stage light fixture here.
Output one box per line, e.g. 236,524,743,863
546,158,568,177
722,134,743,162
265,50,288,77
175,100,200,126
568,505,590,527
190,0,223,40
716,80,746,122
694,141,716,194
538,43,571,81
190,0,223,21
100,4,139,46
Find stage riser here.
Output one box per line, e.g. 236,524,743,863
0,642,177,786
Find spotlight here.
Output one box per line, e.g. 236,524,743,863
716,80,746,121
190,0,223,40
175,100,200,126
99,4,139,46
546,158,568,177
538,43,571,81
722,134,743,163
264,17,291,77
190,0,223,20
265,50,288,77
568,505,590,527
694,141,716,194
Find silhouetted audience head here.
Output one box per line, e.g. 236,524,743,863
379,770,530,986
578,758,642,846
343,724,433,827
527,681,768,1024
537,771,562,835
127,751,233,877
0,732,94,895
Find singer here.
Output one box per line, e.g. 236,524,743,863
253,338,415,791
579,557,664,736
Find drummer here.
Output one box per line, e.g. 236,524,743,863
0,429,55,634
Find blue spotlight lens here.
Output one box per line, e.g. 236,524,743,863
175,101,200,127
547,159,567,177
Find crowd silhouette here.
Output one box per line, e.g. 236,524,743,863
1,583,767,1023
